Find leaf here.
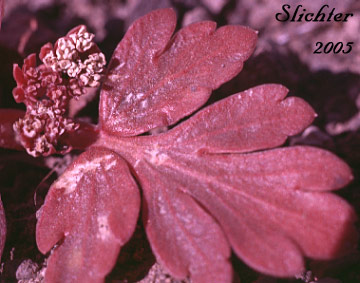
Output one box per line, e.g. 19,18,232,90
0,195,5,261
132,146,356,278
138,161,232,282
100,8,257,136
36,147,140,282
164,84,316,153
0,109,25,150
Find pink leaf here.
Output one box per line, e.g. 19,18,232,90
0,195,5,261
130,146,356,278
165,84,316,153
36,147,140,282
138,161,232,282
100,8,257,136
0,109,25,150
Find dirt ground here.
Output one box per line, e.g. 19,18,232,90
0,0,359,282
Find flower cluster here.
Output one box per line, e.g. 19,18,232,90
13,101,79,156
40,26,106,88
12,25,106,157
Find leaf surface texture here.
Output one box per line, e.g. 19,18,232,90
36,147,140,282
100,8,257,136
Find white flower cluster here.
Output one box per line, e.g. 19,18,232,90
80,53,106,87
42,25,106,88
13,101,79,157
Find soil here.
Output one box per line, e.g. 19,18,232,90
0,0,359,282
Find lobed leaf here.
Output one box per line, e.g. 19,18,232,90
100,8,257,136
138,161,232,282
131,145,356,278
0,195,5,261
165,84,316,154
0,109,25,150
36,147,140,282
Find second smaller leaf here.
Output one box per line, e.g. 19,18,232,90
36,147,140,283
